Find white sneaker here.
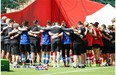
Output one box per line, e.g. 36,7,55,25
72,63,77,68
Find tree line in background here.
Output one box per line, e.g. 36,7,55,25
93,0,115,7
1,0,30,14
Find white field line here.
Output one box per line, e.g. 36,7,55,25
43,67,114,75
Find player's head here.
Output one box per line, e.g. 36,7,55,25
84,21,89,27
77,21,83,28
47,20,51,27
33,20,38,26
22,20,29,26
100,24,106,30
5,18,11,24
9,19,15,26
61,21,67,28
94,22,99,28
1,16,7,23
55,22,60,26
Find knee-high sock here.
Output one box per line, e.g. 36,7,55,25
46,53,50,64
43,53,46,64
21,54,25,63
29,54,32,64
63,57,66,65
67,57,70,64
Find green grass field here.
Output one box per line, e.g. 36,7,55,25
1,65,115,75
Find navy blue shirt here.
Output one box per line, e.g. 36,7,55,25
62,31,71,44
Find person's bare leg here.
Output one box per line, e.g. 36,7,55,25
57,51,60,67
16,55,19,65
53,52,56,67
6,52,10,61
31,52,35,65
37,52,42,65
78,55,82,67
1,50,5,59
73,55,77,67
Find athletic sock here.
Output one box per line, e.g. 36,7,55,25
89,53,92,67
29,54,32,65
21,54,25,65
43,53,46,64
67,57,70,65
46,53,50,65
86,53,89,66
63,57,66,66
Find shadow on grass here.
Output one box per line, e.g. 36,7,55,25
1,70,14,72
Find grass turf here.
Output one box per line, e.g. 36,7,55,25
1,65,115,75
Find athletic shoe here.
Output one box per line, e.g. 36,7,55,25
72,63,77,68
13,65,20,68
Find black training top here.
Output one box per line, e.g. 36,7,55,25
70,30,83,44
51,25,62,34
4,27,12,44
1,23,8,41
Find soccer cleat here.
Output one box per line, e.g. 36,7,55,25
13,65,20,68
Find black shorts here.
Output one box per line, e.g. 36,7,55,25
20,44,30,54
100,46,104,50
72,43,82,55
30,39,41,53
4,44,11,52
62,44,70,57
51,39,61,52
1,41,5,50
109,45,115,53
42,44,51,52
82,41,88,53
102,46,110,54
87,46,92,50
11,43,20,55
62,44,70,51
92,44,100,48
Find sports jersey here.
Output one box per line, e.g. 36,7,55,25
92,27,101,44
20,31,30,44
4,27,12,44
62,31,71,44
42,30,51,45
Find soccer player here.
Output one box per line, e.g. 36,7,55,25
1,16,8,59
83,22,94,67
9,23,20,67
77,21,87,68
28,20,41,66
49,22,63,68
108,25,115,66
92,22,102,67
100,24,113,66
18,21,30,66
41,21,51,68
61,21,71,67
70,25,83,68
4,19,14,61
